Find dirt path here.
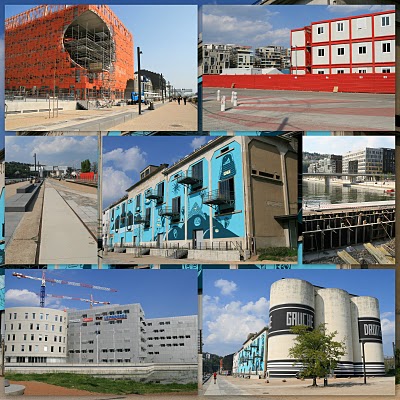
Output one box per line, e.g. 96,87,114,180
10,380,110,396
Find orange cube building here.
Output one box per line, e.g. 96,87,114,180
5,5,134,100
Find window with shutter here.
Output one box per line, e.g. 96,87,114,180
145,208,151,227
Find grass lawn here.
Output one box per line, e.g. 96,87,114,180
257,247,297,261
6,373,198,395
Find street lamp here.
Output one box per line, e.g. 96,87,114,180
137,47,143,115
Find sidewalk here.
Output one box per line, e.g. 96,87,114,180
111,101,198,131
6,101,198,131
49,179,98,237
39,182,97,264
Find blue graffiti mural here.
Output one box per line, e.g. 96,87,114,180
237,331,267,375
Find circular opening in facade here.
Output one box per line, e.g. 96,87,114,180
63,10,115,72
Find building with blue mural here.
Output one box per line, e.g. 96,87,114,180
233,327,268,378
103,136,298,262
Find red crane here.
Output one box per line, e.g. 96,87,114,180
46,293,111,308
12,271,117,307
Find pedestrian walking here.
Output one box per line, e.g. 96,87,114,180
178,96,181,105
184,96,187,105
213,372,217,384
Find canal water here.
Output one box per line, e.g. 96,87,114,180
303,180,392,205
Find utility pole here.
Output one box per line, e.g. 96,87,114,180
137,47,142,115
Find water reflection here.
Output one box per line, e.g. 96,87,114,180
303,180,392,204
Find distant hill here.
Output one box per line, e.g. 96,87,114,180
6,161,31,178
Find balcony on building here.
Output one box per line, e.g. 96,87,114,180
176,170,203,188
158,206,180,222
203,189,235,206
134,214,148,224
144,188,163,204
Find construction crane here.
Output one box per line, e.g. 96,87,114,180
46,293,111,309
13,271,117,308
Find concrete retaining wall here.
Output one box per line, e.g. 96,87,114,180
6,363,197,384
5,100,77,114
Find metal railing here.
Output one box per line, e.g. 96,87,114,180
112,240,243,252
145,189,163,203
203,189,235,204
176,170,202,186
158,206,180,218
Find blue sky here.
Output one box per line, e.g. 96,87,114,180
203,269,395,357
202,5,394,49
6,136,98,169
5,5,197,92
102,136,213,207
303,135,395,155
5,269,197,318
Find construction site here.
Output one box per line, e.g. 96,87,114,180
3,269,198,395
5,5,133,100
303,201,395,265
5,5,198,132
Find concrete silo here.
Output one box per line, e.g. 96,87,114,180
350,296,385,377
267,278,315,378
315,288,354,377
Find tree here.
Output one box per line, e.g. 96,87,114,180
288,323,346,387
91,161,98,174
81,159,91,173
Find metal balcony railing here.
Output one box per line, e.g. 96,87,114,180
203,190,235,206
144,189,163,203
134,215,148,224
158,207,180,220
176,170,202,187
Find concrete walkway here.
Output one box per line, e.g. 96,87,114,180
6,101,197,131
204,377,247,395
203,375,395,396
39,182,97,264
111,101,198,131
49,180,98,237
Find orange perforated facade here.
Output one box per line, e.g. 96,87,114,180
5,5,134,100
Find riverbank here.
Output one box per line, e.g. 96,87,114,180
303,177,396,191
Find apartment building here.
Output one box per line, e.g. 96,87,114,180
291,10,395,74
5,307,67,363
255,46,291,70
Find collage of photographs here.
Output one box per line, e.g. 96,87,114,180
0,1,399,400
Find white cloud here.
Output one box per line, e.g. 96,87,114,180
103,146,147,173
102,167,132,207
6,289,39,306
303,135,394,155
327,5,394,14
381,317,395,336
214,279,237,296
381,311,394,319
5,136,98,167
203,295,269,353
5,289,65,310
202,6,289,48
190,137,207,151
